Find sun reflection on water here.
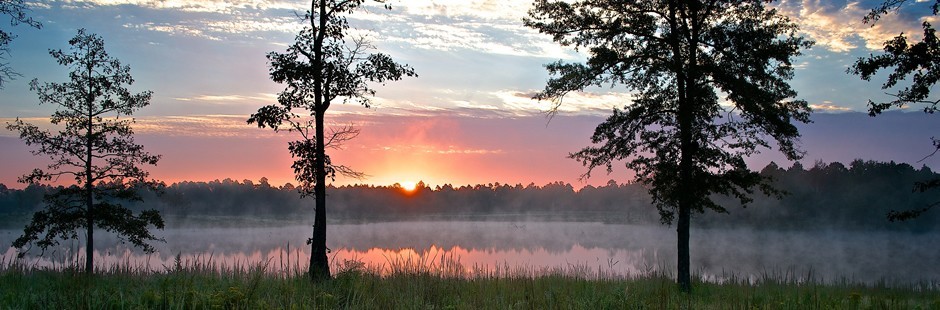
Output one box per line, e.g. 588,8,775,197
0,244,652,278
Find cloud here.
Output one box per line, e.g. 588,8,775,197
58,0,302,14
51,0,939,55
124,22,224,41
26,1,51,9
389,0,532,21
173,93,276,103
375,144,504,155
493,90,630,116
810,101,853,112
775,0,937,52
120,15,300,42
355,5,577,59
322,88,630,119
45,0,577,59
133,115,273,137
0,115,268,138
48,0,304,43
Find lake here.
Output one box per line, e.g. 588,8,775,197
2,220,938,284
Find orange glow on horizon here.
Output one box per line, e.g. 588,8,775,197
0,115,629,190
400,181,417,191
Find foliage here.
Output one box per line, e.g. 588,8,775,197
0,0,42,88
886,178,940,222
852,0,940,115
850,0,940,221
525,0,812,291
4,29,164,273
248,0,415,279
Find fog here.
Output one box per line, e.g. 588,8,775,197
4,160,940,232
3,221,938,284
3,160,940,283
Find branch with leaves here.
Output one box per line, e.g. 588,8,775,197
0,0,42,88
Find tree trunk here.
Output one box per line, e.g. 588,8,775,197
676,95,693,293
85,86,94,275
306,0,331,282
310,110,330,280
676,200,691,291
679,1,703,293
668,0,693,292
85,173,93,274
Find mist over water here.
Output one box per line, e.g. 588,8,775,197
2,220,938,284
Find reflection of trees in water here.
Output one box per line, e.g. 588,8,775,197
2,222,940,283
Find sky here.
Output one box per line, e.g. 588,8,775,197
1,0,940,189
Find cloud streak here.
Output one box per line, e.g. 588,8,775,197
775,0,937,52
810,101,853,112
173,93,276,103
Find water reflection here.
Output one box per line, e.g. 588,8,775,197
0,243,654,279
1,221,938,284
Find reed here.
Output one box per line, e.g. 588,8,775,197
1,253,937,309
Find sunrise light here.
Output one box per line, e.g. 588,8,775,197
400,181,417,192
2,0,940,302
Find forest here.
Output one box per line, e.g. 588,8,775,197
2,159,937,232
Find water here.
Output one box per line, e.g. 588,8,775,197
2,221,938,283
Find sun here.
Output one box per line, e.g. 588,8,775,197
400,181,417,192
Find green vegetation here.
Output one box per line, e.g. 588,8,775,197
1,257,937,309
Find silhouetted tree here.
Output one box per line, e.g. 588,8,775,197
852,0,940,115
526,0,812,291
248,0,416,280
1,0,42,88
851,0,940,220
5,29,163,274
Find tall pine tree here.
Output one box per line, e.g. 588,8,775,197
6,29,163,274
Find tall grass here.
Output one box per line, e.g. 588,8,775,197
1,252,938,309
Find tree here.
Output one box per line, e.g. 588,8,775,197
526,0,812,291
1,0,43,88
5,29,164,274
249,1,416,280
850,0,940,220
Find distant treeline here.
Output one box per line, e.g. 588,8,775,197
1,159,938,231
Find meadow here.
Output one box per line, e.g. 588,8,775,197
1,253,938,309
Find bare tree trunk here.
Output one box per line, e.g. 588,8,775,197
310,110,330,280
85,84,94,275
676,201,691,291
676,99,693,293
85,167,93,274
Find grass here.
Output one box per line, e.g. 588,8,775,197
1,253,939,309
